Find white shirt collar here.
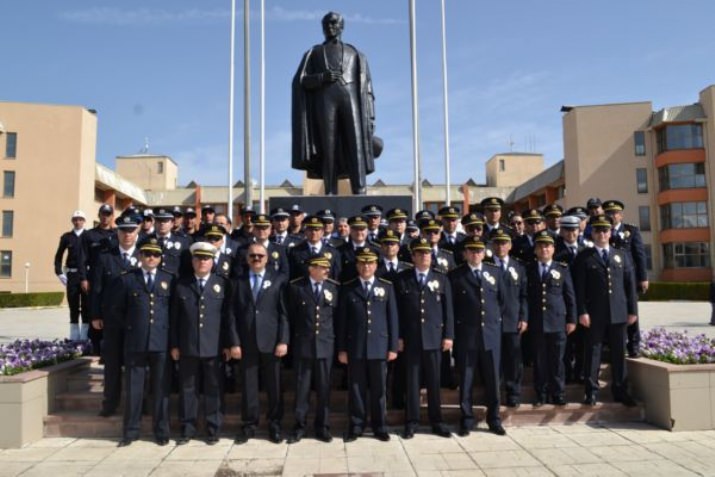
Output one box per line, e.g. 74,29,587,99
73,228,84,236
119,245,136,256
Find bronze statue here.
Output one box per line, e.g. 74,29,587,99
292,11,382,195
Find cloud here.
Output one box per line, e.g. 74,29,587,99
268,6,403,25
59,7,228,26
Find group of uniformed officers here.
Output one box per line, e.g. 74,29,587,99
53,196,645,447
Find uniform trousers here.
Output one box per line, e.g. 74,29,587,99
178,356,223,437
347,358,387,433
405,349,443,428
563,325,585,382
240,352,283,431
388,353,406,408
123,351,170,440
293,357,332,431
584,321,628,399
101,327,124,412
532,331,567,399
501,332,523,400
66,272,88,324
457,347,501,428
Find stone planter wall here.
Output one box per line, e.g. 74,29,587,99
628,357,715,431
0,357,91,448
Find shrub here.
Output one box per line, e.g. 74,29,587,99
641,328,715,364
0,339,90,376
640,282,709,302
0,292,64,308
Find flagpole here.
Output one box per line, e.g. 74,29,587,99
227,0,236,222
409,0,421,213
259,0,265,213
440,0,451,206
243,0,253,210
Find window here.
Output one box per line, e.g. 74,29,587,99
499,159,505,172
157,161,164,174
0,251,11,277
638,206,651,232
644,244,653,271
3,171,15,198
658,163,706,190
636,168,648,193
5,133,17,158
556,185,565,199
656,124,703,153
634,131,646,156
2,211,13,237
663,242,710,268
660,201,708,229
535,194,546,207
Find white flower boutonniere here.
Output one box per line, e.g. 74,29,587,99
483,271,496,285
225,248,232,255
325,252,332,260
427,280,440,292
614,255,622,264
129,256,137,266
508,267,519,281
222,261,230,271
213,284,221,293
323,289,333,302
165,241,174,250
624,230,631,239
373,287,385,297
618,231,625,240
174,242,181,250
437,257,448,268
160,281,168,290
550,270,561,280
486,249,493,258
262,280,272,290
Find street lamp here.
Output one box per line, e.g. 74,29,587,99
24,262,30,293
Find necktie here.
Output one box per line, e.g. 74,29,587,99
418,273,426,286
602,249,609,266
314,283,321,301
388,261,395,273
311,246,317,256
571,246,578,257
541,265,549,282
448,236,454,245
252,274,262,300
501,260,507,272
198,278,205,293
276,235,283,245
146,273,154,291
159,237,166,249
122,253,130,267
364,280,370,294
473,269,481,284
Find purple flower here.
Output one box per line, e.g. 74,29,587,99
641,328,715,365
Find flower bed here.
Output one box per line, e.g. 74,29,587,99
0,339,90,376
640,328,715,364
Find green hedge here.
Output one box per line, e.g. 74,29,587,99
0,292,65,308
641,282,710,301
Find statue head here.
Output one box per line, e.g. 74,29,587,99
322,11,344,40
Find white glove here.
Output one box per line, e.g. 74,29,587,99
58,274,68,286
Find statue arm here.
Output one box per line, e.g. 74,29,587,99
298,49,327,90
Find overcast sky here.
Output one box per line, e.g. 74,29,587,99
3,1,715,187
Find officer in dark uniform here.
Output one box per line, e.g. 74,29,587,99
287,204,305,236
386,208,410,245
171,242,237,445
542,203,563,238
285,254,339,443
171,206,186,236
565,206,590,246
233,214,289,277
604,200,648,357
54,210,89,341
337,216,381,283
139,209,155,241
288,215,341,280
453,213,486,265
526,231,577,407
511,208,545,263
91,215,142,417
317,209,338,247
152,208,193,278
183,207,200,237
394,238,454,439
270,207,303,248
231,206,256,246
449,237,506,436
198,224,234,279
362,205,383,243
231,242,289,444
438,206,465,252
487,229,528,408
214,214,240,259
337,247,398,442
201,204,216,225
574,215,638,407
111,238,174,447
481,197,512,238
582,198,604,240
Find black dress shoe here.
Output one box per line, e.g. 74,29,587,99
617,394,638,407
583,395,597,406
552,396,567,406
402,427,415,439
533,396,545,408
315,429,333,443
98,409,115,418
268,428,283,444
175,436,191,445
343,432,359,443
206,435,219,445
287,429,305,444
117,438,135,447
156,437,169,446
488,424,507,436
457,427,470,437
506,398,521,408
374,431,390,442
432,425,451,438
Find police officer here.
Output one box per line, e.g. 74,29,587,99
214,214,240,259
481,197,512,237
421,219,456,274
438,206,465,252
526,231,577,407
111,238,174,447
201,204,216,225
270,207,303,248
171,242,237,445
54,210,89,341
153,208,193,278
171,206,185,236
231,206,256,245
453,213,487,265
288,215,341,280
287,204,305,236
233,214,289,277
362,205,383,243
139,209,155,240
395,238,454,439
488,229,528,408
337,216,381,283
285,254,339,443
231,242,289,444
511,208,545,263
91,215,142,417
450,237,506,436
574,215,638,407
385,208,410,245
604,200,648,357
542,204,563,238
183,207,199,236
317,209,338,247
337,247,398,442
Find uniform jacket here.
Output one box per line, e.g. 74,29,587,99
439,231,466,253
610,222,648,283
170,274,235,358
109,268,174,353
93,246,142,324
526,261,577,333
394,269,454,352
212,251,234,279
288,241,342,281
573,247,638,326
486,256,528,332
152,233,193,278
375,259,413,284
79,227,116,280
336,277,399,360
54,230,84,274
286,277,339,359
337,241,382,283
229,269,289,355
511,234,536,264
554,238,588,267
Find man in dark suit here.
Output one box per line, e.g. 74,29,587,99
285,254,339,443
337,247,398,442
511,208,544,264
574,215,638,407
449,237,507,436
151,208,193,278
604,200,648,357
487,229,528,408
270,207,303,249
170,242,238,445
91,215,143,417
233,214,289,277
198,224,235,279
453,213,486,266
288,215,341,280
231,243,289,444
394,238,454,439
526,231,577,407
337,216,381,283
110,238,174,447
438,206,465,252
